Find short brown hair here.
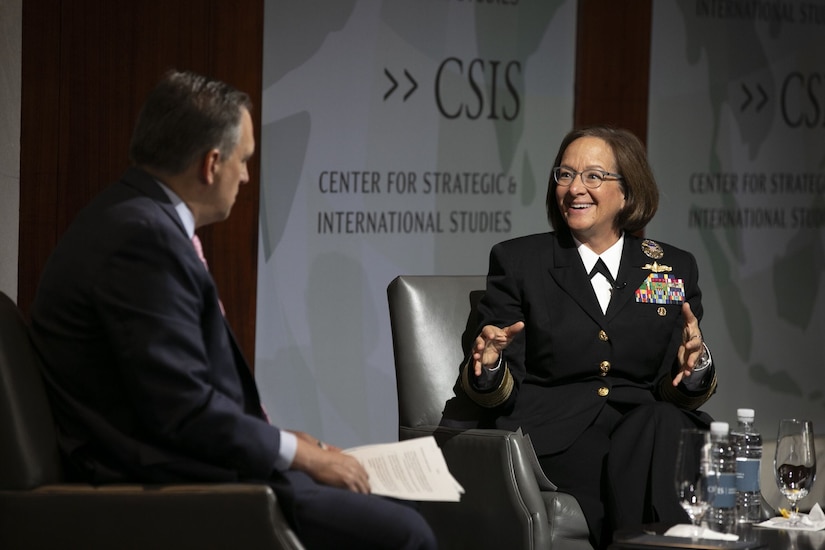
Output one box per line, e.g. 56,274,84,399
545,126,658,235
129,70,253,175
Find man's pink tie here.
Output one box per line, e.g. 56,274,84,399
191,233,209,269
192,234,225,315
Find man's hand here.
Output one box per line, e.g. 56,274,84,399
289,432,370,493
471,321,525,376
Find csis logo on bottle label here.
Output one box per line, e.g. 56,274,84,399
707,473,738,507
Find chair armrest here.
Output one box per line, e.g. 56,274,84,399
0,483,304,550
402,425,556,549
522,432,558,491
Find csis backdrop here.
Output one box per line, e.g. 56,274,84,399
255,0,577,447
647,0,825,435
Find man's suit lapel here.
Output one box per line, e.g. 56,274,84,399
547,233,605,323
225,321,266,419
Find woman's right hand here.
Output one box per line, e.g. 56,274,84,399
471,321,525,376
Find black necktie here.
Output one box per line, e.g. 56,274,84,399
589,258,615,288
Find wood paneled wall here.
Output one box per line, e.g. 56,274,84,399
18,0,650,368
575,0,652,143
19,0,264,364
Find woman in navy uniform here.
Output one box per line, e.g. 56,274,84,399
460,126,716,549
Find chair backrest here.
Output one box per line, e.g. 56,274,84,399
0,292,62,489
387,275,488,430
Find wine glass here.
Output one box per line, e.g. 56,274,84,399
774,419,816,526
675,428,711,537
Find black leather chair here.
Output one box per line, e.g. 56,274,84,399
0,291,304,550
387,275,593,550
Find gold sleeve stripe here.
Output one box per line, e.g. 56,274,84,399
659,370,718,410
460,360,515,408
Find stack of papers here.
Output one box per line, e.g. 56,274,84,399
345,436,464,502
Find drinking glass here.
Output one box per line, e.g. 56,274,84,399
774,419,816,526
675,428,711,537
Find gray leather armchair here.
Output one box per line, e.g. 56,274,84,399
0,291,304,550
387,275,593,550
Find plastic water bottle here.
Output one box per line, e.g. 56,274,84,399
707,421,737,533
731,408,762,523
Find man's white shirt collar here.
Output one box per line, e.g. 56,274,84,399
155,180,196,239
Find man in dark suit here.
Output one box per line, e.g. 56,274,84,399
30,70,435,550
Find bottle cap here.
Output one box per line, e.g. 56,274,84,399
710,421,729,436
737,408,755,421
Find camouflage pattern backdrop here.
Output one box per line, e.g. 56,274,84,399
648,0,825,433
255,0,576,447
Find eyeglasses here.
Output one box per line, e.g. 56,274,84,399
552,167,623,189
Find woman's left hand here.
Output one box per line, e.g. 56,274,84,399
673,302,705,386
